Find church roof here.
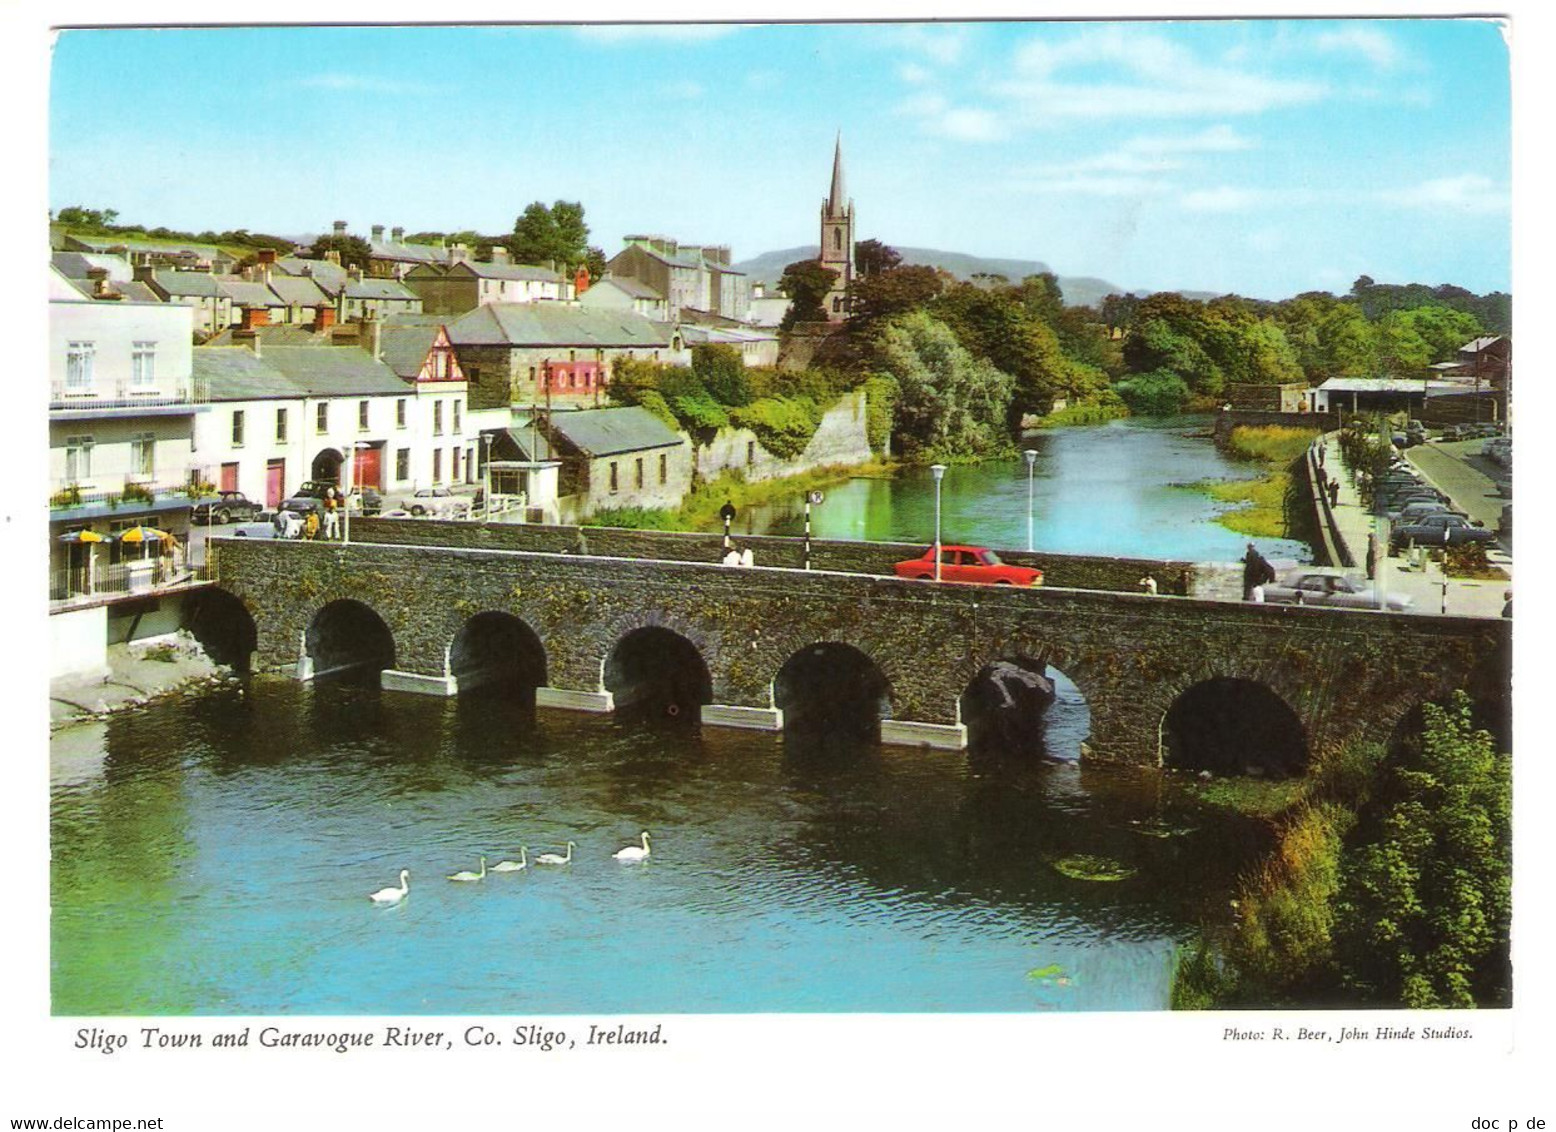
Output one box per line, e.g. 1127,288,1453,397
828,133,847,213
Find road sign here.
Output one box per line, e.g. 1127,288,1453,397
807,491,824,505
719,501,737,523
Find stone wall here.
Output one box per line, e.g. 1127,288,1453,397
210,537,1509,767
693,390,873,484
349,517,1203,595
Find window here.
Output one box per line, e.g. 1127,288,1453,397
130,433,155,478
747,440,755,466
276,407,288,442
64,435,94,482
452,447,461,482
396,448,410,481
432,449,443,482
358,400,369,431
634,457,643,489
396,398,407,428
232,410,246,447
609,461,619,493
316,403,329,433
659,453,667,484
65,341,95,391
131,341,156,389
452,400,461,434
433,401,444,436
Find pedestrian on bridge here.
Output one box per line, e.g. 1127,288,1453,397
1242,543,1276,602
1366,533,1379,580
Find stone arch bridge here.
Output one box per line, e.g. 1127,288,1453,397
200,530,1508,769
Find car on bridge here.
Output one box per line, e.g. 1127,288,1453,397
399,486,472,518
1390,512,1497,552
1263,568,1413,612
192,490,263,526
893,545,1044,586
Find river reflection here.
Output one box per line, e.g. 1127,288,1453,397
745,415,1311,563
52,679,1270,1015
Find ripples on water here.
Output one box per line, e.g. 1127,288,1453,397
51,676,1268,1016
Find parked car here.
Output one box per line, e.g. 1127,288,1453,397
348,486,383,516
401,486,472,518
233,509,303,539
893,545,1044,586
1387,500,1460,525
1390,512,1496,552
192,490,263,525
1405,420,1427,445
1263,568,1413,612
281,480,336,516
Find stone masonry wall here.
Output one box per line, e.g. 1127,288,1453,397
210,538,1507,767
694,389,873,484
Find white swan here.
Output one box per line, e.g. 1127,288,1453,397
535,841,575,866
613,831,652,862
448,856,487,882
491,848,528,873
370,869,409,904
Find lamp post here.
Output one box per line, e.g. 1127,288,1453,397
930,463,947,582
1023,448,1037,553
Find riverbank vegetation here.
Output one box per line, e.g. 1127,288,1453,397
1192,425,1319,539
588,460,896,532
1173,692,1511,1009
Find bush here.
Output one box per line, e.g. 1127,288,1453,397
729,396,825,460
862,374,898,453
1114,368,1191,415
51,484,83,508
121,482,155,504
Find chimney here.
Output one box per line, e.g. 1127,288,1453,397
241,305,270,330
233,328,261,357
391,226,404,242
488,245,509,264
574,265,591,296
371,225,385,243
360,314,382,362
449,243,469,265
313,304,336,333
324,250,342,266
333,220,348,238
349,266,363,281
300,265,313,277
257,248,277,266
133,263,155,285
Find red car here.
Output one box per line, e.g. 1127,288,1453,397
892,545,1044,586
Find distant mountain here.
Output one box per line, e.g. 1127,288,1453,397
731,245,1215,308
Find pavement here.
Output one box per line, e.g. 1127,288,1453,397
50,631,229,731
1319,432,1510,619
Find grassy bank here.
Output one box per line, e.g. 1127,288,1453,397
1031,399,1130,429
588,460,897,533
1194,425,1319,539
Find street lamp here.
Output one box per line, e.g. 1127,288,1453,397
1023,448,1037,552
930,463,947,582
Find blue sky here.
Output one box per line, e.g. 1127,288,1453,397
49,19,1510,300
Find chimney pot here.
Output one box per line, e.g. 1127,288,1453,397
391,226,404,242
333,220,348,236
371,225,385,242
313,304,337,333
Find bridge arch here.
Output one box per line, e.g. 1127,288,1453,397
450,611,547,704
1161,676,1307,778
604,626,712,720
775,641,892,740
182,586,258,673
304,599,395,685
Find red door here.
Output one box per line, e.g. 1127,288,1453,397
220,462,239,492
353,445,382,489
265,459,286,509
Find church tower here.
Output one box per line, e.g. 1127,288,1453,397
818,134,855,321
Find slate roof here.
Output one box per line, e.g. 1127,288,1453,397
204,325,331,348
1319,377,1464,394
445,304,669,348
51,251,130,280
594,276,662,301
151,270,226,298
547,406,683,457
493,424,556,462
192,348,300,401
69,235,230,262
343,278,420,301
369,239,445,264
266,275,330,307
1460,335,1508,354
218,279,283,307
276,257,349,295
257,346,409,397
114,280,161,303
455,261,561,283
378,322,454,381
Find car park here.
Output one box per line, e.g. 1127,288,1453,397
1387,500,1459,524
192,490,263,525
893,545,1044,586
1390,512,1497,551
1263,568,1413,612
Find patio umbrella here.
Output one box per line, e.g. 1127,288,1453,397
116,526,172,544
57,529,104,543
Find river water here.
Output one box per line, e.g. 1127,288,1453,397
51,416,1287,1015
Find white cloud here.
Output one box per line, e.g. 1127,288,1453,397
886,25,970,66
1127,124,1256,155
745,69,780,91
1387,175,1508,215
1009,173,1168,198
1313,25,1404,69
1180,186,1267,212
897,62,934,85
1000,27,1327,121
894,91,1003,143
1011,126,1253,187
658,79,705,101
574,24,738,45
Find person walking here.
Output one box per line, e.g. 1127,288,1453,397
1138,575,1157,595
1242,542,1276,602
322,487,340,540
1365,532,1379,580
304,510,320,541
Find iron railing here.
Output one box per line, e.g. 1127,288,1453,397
49,375,210,411
49,560,207,606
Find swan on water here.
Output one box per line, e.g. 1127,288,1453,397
613,831,652,862
448,856,488,882
535,841,575,866
491,848,528,873
370,870,410,904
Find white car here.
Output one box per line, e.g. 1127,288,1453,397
233,510,303,539
1264,568,1413,612
400,487,472,518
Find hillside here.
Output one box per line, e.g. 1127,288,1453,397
732,245,1216,308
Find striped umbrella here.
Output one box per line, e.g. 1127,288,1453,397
116,526,172,544
57,529,105,543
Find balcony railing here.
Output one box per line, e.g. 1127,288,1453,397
50,375,209,411
49,478,210,519
49,560,208,607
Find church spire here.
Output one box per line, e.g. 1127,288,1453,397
827,132,847,216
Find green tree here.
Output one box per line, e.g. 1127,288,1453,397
1375,310,1433,375
691,343,752,407
308,232,374,271
56,205,120,230
871,311,1014,461
854,238,902,278
1332,693,1511,1008
1115,368,1191,415
508,200,592,269
777,260,838,331
847,264,945,327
